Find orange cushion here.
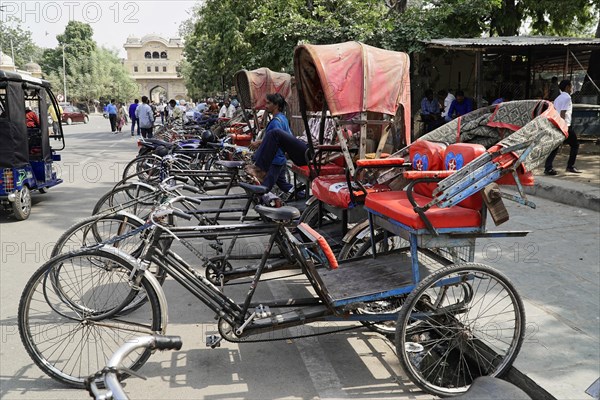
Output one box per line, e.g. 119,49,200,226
312,175,391,209
291,163,345,179
365,191,481,230
410,141,446,197
443,143,486,210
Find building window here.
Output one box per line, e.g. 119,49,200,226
155,66,159,72
160,51,167,59
152,51,159,59
147,66,151,72
134,66,138,72
163,66,167,72
144,52,151,59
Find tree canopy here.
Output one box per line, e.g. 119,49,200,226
181,0,599,98
39,21,137,106
0,16,43,67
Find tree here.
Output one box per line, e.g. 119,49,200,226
490,0,600,36
0,17,43,68
41,22,136,107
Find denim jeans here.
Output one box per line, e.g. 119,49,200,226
253,128,309,171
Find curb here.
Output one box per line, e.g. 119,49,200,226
506,367,556,400
524,177,600,212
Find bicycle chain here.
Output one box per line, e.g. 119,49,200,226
218,317,375,344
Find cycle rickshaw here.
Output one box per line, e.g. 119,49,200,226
18,43,568,397
0,70,65,220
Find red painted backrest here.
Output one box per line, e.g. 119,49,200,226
410,140,446,197
443,143,486,210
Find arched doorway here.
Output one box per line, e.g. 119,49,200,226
149,85,168,103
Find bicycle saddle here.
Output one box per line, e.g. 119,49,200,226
254,205,300,221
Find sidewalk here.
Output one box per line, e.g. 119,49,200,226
528,141,600,212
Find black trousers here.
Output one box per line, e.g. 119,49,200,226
544,126,579,171
109,114,117,132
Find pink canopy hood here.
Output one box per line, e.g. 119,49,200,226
234,68,293,110
294,41,411,144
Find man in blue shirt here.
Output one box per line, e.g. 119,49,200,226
420,89,442,133
445,90,473,121
248,93,295,195
128,99,140,136
106,100,118,132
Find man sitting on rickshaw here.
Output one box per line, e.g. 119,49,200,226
25,106,40,128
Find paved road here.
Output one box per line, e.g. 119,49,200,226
1,115,598,399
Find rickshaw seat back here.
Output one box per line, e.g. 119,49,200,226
311,174,391,209
443,143,486,210
410,140,446,197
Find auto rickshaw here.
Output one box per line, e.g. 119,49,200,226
0,70,65,220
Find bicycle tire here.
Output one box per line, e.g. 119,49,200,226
92,183,158,218
18,249,164,388
51,213,146,257
395,263,525,397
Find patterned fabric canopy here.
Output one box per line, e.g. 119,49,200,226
419,100,568,172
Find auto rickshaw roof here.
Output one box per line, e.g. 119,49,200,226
294,41,411,117
234,68,293,110
0,70,52,89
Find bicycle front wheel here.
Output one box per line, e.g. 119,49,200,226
395,263,525,397
18,249,164,388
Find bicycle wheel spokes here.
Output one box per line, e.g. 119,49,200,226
19,251,163,387
397,264,524,396
53,216,144,256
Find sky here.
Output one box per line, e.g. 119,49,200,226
0,0,199,57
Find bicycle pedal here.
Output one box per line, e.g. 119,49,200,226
255,305,272,319
206,334,222,348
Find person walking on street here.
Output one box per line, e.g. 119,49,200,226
129,99,140,136
544,79,582,175
106,100,118,132
157,101,166,124
116,103,128,133
135,96,155,139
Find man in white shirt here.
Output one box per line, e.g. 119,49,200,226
218,99,236,118
135,96,155,138
544,79,582,175
438,89,455,119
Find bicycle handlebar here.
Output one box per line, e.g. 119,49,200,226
87,335,183,400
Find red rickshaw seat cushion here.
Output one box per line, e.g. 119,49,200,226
365,191,481,230
312,175,391,209
410,141,446,197
443,143,486,210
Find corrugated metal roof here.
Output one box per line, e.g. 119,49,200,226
424,36,600,49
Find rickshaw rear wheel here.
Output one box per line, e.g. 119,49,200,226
12,186,32,220
395,263,525,397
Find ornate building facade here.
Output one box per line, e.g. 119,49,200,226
123,35,187,102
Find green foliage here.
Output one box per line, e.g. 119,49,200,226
0,17,43,68
180,0,599,97
40,22,136,105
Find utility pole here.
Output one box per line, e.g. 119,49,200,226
62,44,68,102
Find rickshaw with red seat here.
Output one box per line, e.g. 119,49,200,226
293,41,412,246
232,67,294,146
0,70,65,220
